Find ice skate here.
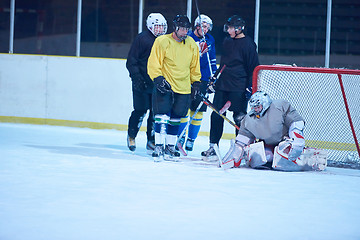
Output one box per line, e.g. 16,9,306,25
164,144,180,161
152,144,164,162
127,135,136,152
185,138,194,151
146,140,156,155
201,144,219,162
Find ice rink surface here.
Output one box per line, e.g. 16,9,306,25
1,123,360,240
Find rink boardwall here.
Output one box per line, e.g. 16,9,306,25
0,54,235,138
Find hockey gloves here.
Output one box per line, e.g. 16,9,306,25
154,76,172,94
191,81,202,100
206,76,216,93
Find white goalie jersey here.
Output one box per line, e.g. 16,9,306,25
239,99,304,146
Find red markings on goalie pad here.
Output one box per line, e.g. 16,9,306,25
294,132,304,139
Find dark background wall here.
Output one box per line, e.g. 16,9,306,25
0,0,359,68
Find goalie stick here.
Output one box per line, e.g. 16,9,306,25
176,65,226,156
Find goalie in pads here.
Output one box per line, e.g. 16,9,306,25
221,91,327,171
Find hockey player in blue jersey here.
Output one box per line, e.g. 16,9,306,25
177,14,217,152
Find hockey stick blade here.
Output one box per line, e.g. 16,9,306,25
213,144,222,168
219,101,231,115
177,141,188,156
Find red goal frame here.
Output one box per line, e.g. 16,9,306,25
252,65,360,159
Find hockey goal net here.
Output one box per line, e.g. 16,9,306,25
253,65,360,169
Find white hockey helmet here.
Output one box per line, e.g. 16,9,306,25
249,91,272,117
194,14,213,31
146,13,167,37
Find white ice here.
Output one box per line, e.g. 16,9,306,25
1,123,360,240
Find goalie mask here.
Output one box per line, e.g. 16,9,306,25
223,15,245,33
194,14,213,31
249,91,272,118
146,13,167,37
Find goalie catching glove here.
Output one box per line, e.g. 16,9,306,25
154,76,172,94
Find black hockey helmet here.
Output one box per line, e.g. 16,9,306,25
173,15,191,30
224,15,245,32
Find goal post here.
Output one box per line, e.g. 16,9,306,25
252,65,360,169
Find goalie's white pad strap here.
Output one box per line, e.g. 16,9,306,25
235,134,251,146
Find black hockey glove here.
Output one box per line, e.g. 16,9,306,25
132,75,145,91
191,81,203,101
154,76,172,94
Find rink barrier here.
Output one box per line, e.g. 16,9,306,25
0,116,236,140
0,54,236,140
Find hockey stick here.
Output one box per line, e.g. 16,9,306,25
176,65,226,156
201,94,240,131
194,0,214,77
177,100,230,156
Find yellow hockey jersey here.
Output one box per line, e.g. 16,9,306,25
148,33,201,94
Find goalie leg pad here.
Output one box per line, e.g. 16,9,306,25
244,141,268,169
221,140,244,170
272,146,303,171
302,148,328,171
272,140,327,171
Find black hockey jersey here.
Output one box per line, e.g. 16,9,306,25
216,35,259,92
126,29,156,93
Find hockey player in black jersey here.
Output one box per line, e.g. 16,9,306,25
202,15,260,161
126,13,167,153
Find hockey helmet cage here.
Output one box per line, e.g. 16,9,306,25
173,15,191,31
223,15,245,32
194,14,213,31
146,13,167,37
249,91,272,118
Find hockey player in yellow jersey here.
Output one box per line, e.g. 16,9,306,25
148,15,201,161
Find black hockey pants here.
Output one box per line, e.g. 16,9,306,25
209,90,247,145
127,89,154,142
